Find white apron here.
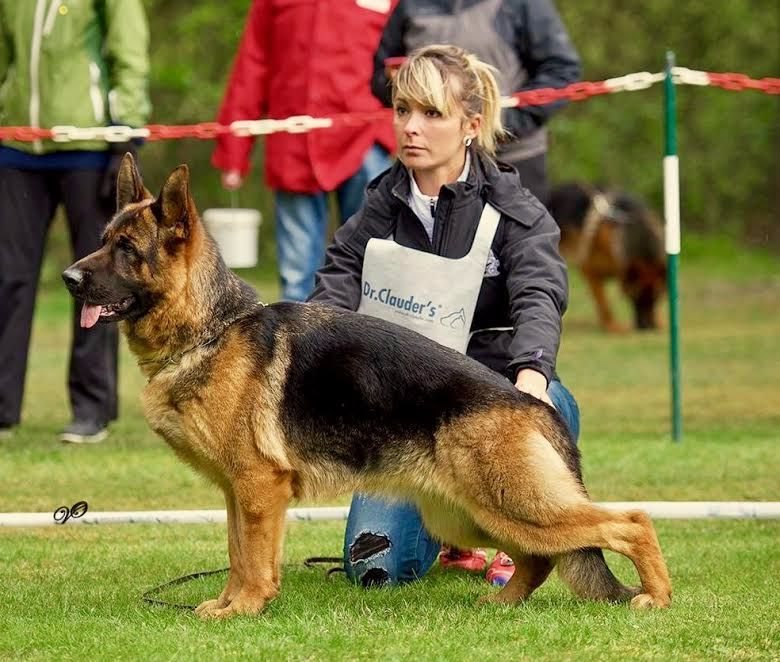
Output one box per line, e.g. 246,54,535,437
357,203,501,353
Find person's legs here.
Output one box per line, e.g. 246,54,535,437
274,191,329,302
335,144,392,224
344,493,441,587
60,169,119,427
0,168,57,428
510,153,549,206
546,379,581,444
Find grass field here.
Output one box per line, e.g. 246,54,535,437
1,234,779,660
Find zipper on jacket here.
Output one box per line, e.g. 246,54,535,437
108,89,120,124
42,0,63,37
89,62,106,124
29,0,49,153
431,195,453,253
390,185,434,252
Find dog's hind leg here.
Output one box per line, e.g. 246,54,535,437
556,548,640,603
477,554,554,605
473,504,671,609
442,424,669,608
195,487,244,617
200,468,293,619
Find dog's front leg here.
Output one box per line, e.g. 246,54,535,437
199,470,292,619
195,488,243,617
582,268,627,333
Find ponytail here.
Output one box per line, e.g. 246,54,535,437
465,54,506,156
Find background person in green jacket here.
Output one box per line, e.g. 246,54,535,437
0,0,151,443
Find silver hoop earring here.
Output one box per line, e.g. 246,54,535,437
464,136,473,147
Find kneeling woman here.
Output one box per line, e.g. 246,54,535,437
309,45,579,587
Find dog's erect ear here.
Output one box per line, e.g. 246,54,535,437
116,153,148,211
151,165,192,236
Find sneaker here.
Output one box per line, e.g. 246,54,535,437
0,425,14,440
60,420,108,444
486,551,515,587
439,547,488,573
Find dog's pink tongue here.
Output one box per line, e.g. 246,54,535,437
80,303,102,329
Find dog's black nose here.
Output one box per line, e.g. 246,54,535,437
62,267,84,290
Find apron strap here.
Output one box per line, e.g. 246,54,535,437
470,203,501,256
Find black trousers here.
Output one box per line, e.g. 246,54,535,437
504,152,549,206
0,168,118,427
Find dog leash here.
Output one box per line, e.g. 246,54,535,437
137,302,267,381
573,191,613,267
142,567,229,611
137,336,222,381
303,556,346,578
143,558,344,610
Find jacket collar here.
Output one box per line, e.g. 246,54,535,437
383,151,540,226
470,153,540,226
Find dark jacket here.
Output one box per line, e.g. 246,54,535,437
371,0,580,163
309,152,568,384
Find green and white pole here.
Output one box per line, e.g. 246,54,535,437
664,51,682,442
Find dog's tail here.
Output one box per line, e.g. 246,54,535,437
556,548,640,602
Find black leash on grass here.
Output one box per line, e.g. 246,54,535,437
303,556,345,577
142,567,229,611
142,559,344,610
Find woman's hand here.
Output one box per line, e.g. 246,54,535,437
515,369,554,408
221,170,243,190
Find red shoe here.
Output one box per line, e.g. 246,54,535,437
438,547,488,572
486,551,515,586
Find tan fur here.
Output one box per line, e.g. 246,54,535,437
65,156,672,618
560,223,628,333
137,324,673,617
558,210,666,334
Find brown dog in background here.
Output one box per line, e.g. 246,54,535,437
61,155,671,619
547,183,667,333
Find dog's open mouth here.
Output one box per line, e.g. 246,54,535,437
80,296,136,329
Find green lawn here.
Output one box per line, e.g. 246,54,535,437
1,520,778,660
1,234,778,660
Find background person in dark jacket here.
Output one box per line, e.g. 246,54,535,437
309,45,579,588
371,0,580,203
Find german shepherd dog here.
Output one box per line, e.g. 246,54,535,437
62,155,671,619
547,182,667,333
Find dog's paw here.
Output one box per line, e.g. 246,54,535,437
630,592,671,609
604,320,629,334
476,591,523,607
197,590,269,619
194,598,224,617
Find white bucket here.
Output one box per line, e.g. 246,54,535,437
202,208,262,269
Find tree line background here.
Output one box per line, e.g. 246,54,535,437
122,1,780,253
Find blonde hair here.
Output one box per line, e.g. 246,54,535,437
392,44,506,156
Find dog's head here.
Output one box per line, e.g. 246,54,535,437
62,154,200,330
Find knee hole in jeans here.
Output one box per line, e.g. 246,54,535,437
349,531,391,563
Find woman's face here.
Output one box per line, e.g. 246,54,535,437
393,97,478,178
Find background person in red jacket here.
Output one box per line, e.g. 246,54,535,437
212,0,398,302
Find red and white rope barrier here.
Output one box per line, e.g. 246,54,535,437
0,68,777,144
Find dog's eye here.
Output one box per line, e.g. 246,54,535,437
117,237,138,256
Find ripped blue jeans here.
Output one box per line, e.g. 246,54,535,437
343,379,580,587
276,144,391,302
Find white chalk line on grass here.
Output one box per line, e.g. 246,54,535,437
1,502,780,527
